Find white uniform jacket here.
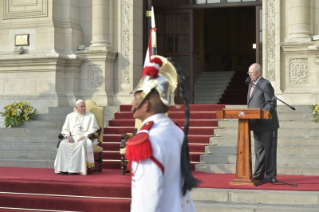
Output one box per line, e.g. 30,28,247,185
130,113,196,212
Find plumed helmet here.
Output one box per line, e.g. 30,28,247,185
131,55,178,107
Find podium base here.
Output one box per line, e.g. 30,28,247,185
229,179,255,186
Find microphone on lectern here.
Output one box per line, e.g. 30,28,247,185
245,77,251,85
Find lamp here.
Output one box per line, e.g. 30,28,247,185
252,43,256,49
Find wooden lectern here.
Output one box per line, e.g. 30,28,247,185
216,108,271,186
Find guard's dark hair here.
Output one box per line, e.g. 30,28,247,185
167,57,201,195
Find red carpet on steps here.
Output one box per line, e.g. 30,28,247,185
0,168,318,211
102,104,225,170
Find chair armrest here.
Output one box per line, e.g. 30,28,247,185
88,127,102,140
57,133,64,148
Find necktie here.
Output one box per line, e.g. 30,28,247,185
250,85,255,98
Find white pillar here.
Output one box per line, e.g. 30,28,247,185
313,0,319,41
287,0,311,42
90,0,111,47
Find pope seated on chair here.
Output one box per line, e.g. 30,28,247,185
54,100,99,175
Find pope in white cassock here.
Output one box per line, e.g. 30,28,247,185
54,100,99,175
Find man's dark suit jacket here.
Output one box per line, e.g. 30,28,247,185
247,77,279,132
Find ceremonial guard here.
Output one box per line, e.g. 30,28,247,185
125,56,199,212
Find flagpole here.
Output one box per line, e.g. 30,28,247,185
151,6,157,56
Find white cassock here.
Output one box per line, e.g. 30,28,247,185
130,113,196,212
54,111,99,175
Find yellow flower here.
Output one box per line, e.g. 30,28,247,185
29,107,33,110
26,101,30,105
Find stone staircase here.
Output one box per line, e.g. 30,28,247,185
196,105,319,176
191,188,319,212
194,71,234,104
0,106,119,168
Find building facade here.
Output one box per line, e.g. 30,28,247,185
0,0,318,112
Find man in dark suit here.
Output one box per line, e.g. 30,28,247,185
247,63,279,183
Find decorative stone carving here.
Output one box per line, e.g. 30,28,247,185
88,64,103,88
290,58,308,84
122,0,130,83
267,0,275,81
3,0,48,19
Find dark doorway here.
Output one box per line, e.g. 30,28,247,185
201,7,256,73
147,1,262,103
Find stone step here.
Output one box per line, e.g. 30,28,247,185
0,128,61,135
214,128,319,138
194,81,230,86
195,96,221,101
196,79,231,84
0,159,54,168
218,120,318,129
0,142,57,151
194,202,319,212
210,137,319,146
194,88,227,93
205,145,319,156
194,84,229,89
0,151,56,160
34,114,114,126
196,92,224,97
191,188,319,210
199,154,319,166
0,135,57,143
225,105,313,113
13,120,61,128
195,164,319,175
48,107,73,114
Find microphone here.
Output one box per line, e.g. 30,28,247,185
245,77,251,85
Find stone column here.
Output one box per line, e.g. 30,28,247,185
287,0,311,42
313,0,319,40
90,0,111,47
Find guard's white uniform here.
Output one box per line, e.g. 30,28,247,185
130,113,196,212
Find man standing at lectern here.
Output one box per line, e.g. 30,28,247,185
247,63,279,183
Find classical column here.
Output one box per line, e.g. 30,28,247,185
287,0,311,42
313,0,319,40
90,0,111,47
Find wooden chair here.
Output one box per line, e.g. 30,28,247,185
57,99,104,175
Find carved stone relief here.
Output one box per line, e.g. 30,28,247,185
88,64,103,88
3,0,48,19
122,0,130,83
267,0,275,81
289,58,308,84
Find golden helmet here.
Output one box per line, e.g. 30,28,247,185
131,55,178,107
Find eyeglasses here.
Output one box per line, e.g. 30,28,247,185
247,72,257,75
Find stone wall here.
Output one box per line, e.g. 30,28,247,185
0,0,144,112
264,0,319,105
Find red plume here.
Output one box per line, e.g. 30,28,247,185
144,66,159,78
150,57,163,67
142,57,163,78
